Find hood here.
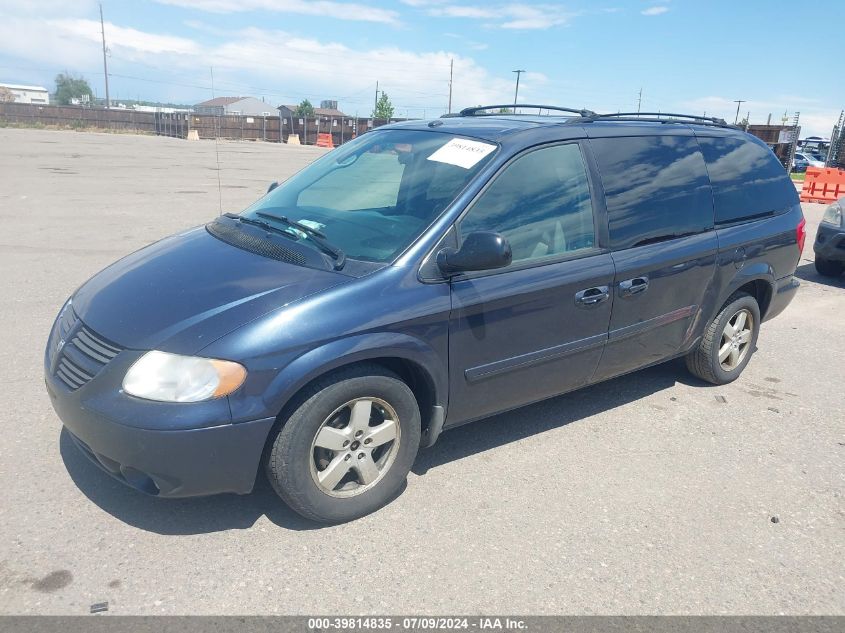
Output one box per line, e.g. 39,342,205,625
72,226,349,354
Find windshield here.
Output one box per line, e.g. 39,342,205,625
241,129,498,263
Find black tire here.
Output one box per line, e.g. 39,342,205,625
814,256,844,277
685,292,760,385
265,364,420,523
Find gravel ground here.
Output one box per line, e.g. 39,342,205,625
0,127,842,615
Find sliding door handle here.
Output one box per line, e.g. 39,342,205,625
619,276,649,297
575,286,610,307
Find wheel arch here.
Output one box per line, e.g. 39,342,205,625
714,264,775,320
263,332,446,441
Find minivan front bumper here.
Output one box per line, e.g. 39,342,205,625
46,376,275,498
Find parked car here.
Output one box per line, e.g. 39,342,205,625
45,106,804,523
813,196,845,277
792,154,809,173
794,152,825,171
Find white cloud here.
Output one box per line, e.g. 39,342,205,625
0,14,523,115
427,3,579,29
52,19,201,56
152,0,401,25
203,26,521,112
641,6,669,15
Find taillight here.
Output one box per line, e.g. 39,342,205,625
796,217,806,254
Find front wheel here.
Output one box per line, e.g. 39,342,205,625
265,364,421,523
814,256,844,277
686,292,760,385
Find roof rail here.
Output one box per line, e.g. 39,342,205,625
582,111,733,128
456,104,598,118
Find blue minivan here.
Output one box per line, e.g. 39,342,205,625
45,106,804,522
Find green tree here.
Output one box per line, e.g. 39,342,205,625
294,99,315,117
54,73,93,105
373,92,394,119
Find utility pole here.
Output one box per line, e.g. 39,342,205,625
374,81,379,117
447,58,453,114
99,3,110,109
637,87,642,113
733,99,745,124
512,69,525,108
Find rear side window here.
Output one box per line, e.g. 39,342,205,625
697,135,798,225
591,135,713,250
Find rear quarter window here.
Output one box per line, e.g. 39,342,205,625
591,135,714,250
697,135,798,225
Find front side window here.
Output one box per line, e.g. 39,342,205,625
459,143,596,264
591,135,713,250
243,130,497,263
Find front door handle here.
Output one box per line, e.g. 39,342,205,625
575,286,610,307
619,276,649,297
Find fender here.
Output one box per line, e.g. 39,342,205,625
261,331,447,427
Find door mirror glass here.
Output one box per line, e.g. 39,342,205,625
437,231,512,275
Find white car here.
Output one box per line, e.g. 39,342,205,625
794,152,825,169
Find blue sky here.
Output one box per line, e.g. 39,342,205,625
0,0,843,135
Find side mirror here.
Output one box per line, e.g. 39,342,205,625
267,181,279,194
437,231,512,275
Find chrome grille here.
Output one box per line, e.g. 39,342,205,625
55,321,123,391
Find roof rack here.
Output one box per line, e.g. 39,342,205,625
581,111,733,128
444,104,736,129
455,104,598,118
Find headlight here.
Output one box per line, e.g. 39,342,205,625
821,200,843,226
123,351,246,403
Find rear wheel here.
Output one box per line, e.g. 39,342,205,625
686,292,760,385
265,364,420,523
814,256,844,277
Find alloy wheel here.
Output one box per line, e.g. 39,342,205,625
309,397,401,498
718,308,753,371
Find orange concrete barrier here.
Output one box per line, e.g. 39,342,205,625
316,133,334,148
800,166,845,203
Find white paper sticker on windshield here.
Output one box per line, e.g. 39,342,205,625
427,138,496,169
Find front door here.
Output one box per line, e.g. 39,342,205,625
445,142,614,426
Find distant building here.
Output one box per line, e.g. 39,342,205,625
194,96,275,117
278,103,348,119
0,83,49,104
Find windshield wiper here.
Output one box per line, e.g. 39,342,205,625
256,211,327,238
223,212,345,270
255,211,346,270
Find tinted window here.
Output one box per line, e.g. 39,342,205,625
699,135,798,225
591,135,713,250
459,143,595,264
